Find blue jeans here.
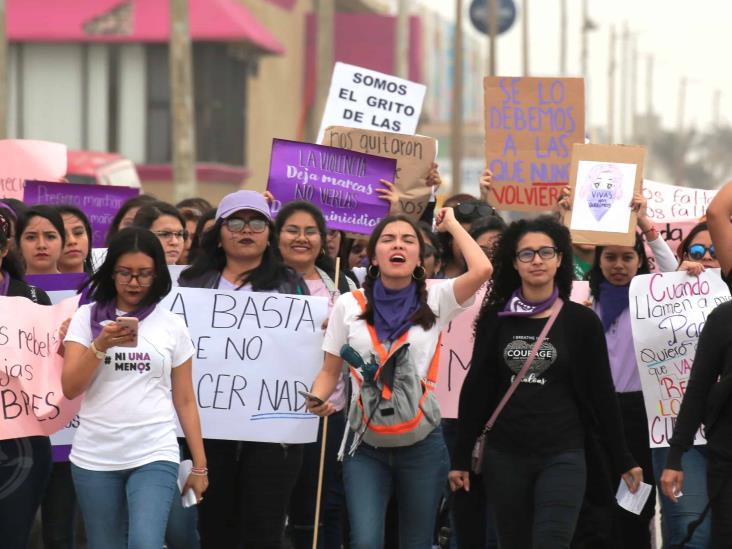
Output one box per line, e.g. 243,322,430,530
72,460,179,549
652,446,711,549
343,426,449,549
165,441,200,549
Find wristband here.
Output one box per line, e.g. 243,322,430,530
90,341,106,360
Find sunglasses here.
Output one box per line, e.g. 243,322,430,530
687,244,716,261
455,202,497,221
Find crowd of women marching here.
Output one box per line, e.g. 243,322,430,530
3,165,732,549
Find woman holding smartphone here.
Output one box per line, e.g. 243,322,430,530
61,227,207,549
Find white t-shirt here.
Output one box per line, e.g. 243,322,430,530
64,303,195,471
322,279,472,382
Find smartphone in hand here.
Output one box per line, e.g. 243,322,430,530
115,317,139,348
298,390,324,406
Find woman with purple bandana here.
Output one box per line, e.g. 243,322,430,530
451,216,642,549
306,208,492,548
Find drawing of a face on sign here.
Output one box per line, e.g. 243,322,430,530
580,163,625,222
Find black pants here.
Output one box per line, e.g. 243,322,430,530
0,436,52,549
708,451,732,548
613,392,655,549
483,447,586,549
41,461,80,549
197,439,303,549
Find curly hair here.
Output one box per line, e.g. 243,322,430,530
360,215,437,331
480,216,574,317
588,232,650,298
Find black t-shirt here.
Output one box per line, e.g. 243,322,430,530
488,315,584,455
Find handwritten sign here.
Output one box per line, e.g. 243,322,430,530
0,295,82,440
0,139,67,200
484,77,585,211
630,270,731,448
164,288,328,443
322,126,437,221
24,180,140,247
267,139,395,235
643,179,717,223
317,62,426,143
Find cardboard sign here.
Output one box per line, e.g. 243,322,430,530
165,288,328,443
484,77,585,211
317,62,426,143
24,180,140,247
0,139,67,200
0,295,82,440
564,144,646,246
267,139,395,235
630,269,731,447
434,280,594,419
321,126,437,221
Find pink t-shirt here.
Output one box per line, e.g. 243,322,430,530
305,278,346,411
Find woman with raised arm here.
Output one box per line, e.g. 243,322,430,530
307,208,491,548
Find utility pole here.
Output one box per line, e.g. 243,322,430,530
675,76,687,185
713,89,721,128
170,0,197,201
309,0,334,142
607,26,616,143
677,77,687,134
619,22,629,143
645,54,654,143
486,0,497,76
0,0,6,139
580,0,588,77
522,0,529,76
395,0,409,79
451,0,464,194
559,0,567,75
630,36,638,141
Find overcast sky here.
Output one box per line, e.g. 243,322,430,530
416,0,729,135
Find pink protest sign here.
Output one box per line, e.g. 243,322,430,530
0,139,67,200
0,295,81,440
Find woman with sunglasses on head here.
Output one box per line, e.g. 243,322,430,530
61,227,207,549
16,205,66,275
273,200,355,549
307,208,491,548
132,201,188,266
179,190,308,548
0,210,55,549
451,216,642,549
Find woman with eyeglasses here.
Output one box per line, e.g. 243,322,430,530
0,209,56,549
61,227,207,549
16,205,66,275
273,200,355,549
179,190,308,548
132,201,188,266
451,216,642,549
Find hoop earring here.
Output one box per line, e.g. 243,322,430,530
367,264,380,278
320,248,326,256
412,265,426,281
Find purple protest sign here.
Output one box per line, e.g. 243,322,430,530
24,180,139,247
267,139,396,235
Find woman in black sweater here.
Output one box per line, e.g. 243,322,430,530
450,216,641,549
0,209,53,549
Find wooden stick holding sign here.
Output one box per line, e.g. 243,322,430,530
563,143,646,246
312,257,340,549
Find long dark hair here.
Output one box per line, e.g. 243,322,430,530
180,214,294,291
56,204,94,274
677,221,709,262
15,205,67,248
483,216,574,313
274,201,338,278
360,215,437,330
132,201,186,231
84,227,171,306
106,194,157,244
187,209,216,264
0,227,25,281
588,233,650,298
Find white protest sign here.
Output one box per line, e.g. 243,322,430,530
317,62,426,142
630,269,731,448
642,179,717,223
164,287,328,443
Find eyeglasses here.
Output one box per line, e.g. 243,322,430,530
153,230,189,241
283,225,321,238
687,244,716,261
455,202,497,221
222,217,268,233
113,269,155,286
516,246,559,263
